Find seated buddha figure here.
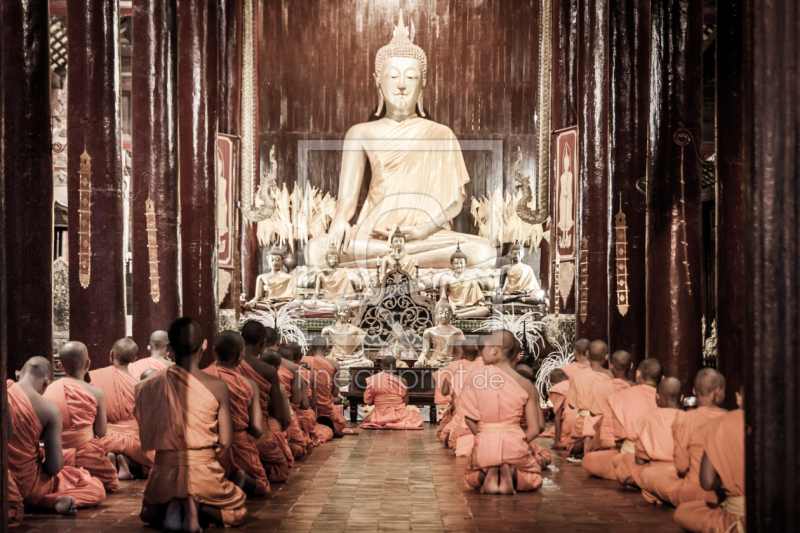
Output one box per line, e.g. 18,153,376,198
500,243,543,304
415,300,465,368
246,247,298,310
439,244,490,319
378,227,418,283
322,299,373,369
303,249,362,310
305,10,496,271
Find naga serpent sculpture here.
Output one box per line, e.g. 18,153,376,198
241,144,278,223
514,145,549,225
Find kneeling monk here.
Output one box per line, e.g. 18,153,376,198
360,357,424,430
462,330,543,494
136,318,249,530
8,357,105,515
43,342,119,492
88,338,155,479
302,337,347,434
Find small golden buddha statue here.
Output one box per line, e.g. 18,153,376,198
247,247,298,309
501,243,543,304
305,10,495,270
303,249,361,310
378,227,418,282
321,299,373,368
439,243,490,319
415,300,465,368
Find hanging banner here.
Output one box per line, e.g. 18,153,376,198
553,126,579,260
217,134,238,270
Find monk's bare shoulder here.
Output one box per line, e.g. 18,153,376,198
194,370,230,405
29,391,62,428
245,355,278,380
327,357,341,373
282,360,298,373
400,376,409,387
244,376,258,390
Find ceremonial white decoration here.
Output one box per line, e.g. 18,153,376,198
256,183,337,250
535,334,575,399
240,304,308,353
469,187,544,248
475,311,546,360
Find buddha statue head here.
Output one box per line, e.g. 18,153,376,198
333,298,350,324
325,248,340,269
434,300,454,326
390,227,406,254
450,242,467,275
374,10,428,118
268,246,285,272
507,242,523,264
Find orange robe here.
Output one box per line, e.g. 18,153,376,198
88,366,155,471
277,365,310,458
560,361,587,379
236,361,291,482
586,377,632,451
674,410,745,533
613,407,679,490
461,366,542,492
547,380,577,449
128,357,168,380
301,356,346,433
434,362,456,440
135,366,249,527
203,363,269,495
440,358,484,448
43,378,119,492
565,367,611,448
8,471,24,528
7,380,105,510
360,372,424,430
636,407,727,506
298,366,333,444
582,384,658,480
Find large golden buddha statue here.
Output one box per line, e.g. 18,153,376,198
305,11,495,270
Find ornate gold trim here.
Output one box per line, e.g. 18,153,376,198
579,237,588,323
145,193,160,303
614,202,629,316
78,147,92,288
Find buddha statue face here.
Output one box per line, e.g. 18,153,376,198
268,253,284,272
435,304,453,326
334,302,349,324
451,257,467,276
376,56,424,116
326,251,340,268
391,235,406,253
509,247,522,264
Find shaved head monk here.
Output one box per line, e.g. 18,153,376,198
583,350,635,453
565,339,613,459
203,330,269,496
360,357,424,429
561,338,590,378
547,368,576,451
136,317,249,530
8,357,105,516
128,330,173,380
433,339,463,441
293,339,333,445
237,321,292,481
462,330,543,494
636,368,728,507
674,384,745,532
88,338,155,480
44,341,119,492
614,377,682,489
275,346,312,458
582,357,662,480
439,337,483,451
302,336,347,435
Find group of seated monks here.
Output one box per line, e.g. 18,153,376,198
549,338,745,532
5,317,352,530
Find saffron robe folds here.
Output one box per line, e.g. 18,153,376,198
301,356,346,433
128,357,168,381
360,372,424,430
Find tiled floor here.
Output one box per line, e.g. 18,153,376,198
16,425,684,532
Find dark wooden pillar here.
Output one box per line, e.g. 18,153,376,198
131,0,180,358
2,0,54,372
179,0,219,366
549,0,578,315
646,0,703,393
607,0,649,365
574,0,609,341
240,0,259,307
743,0,800,528
67,0,126,368
715,0,744,409
0,1,9,523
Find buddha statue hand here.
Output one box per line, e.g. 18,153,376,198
327,218,351,254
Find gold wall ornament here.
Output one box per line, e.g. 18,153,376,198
78,147,92,288
536,0,553,224
614,203,629,316
579,237,588,323
553,250,560,316
674,129,693,295
559,261,575,309
145,193,160,303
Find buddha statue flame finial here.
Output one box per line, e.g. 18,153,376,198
375,9,428,84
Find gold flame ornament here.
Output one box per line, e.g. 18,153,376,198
78,148,92,288
145,194,160,303
579,237,588,323
553,249,561,317
614,204,629,316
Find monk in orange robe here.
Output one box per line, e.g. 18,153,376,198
636,368,727,506
360,357,424,429
289,341,332,444
565,340,613,458
547,368,576,450
674,388,745,533
43,342,119,492
273,347,312,457
88,337,154,480
238,321,292,482
581,357,662,480
137,318,249,531
560,338,590,378
584,350,635,452
203,330,269,496
5,408,25,527
128,330,173,380
302,337,346,434
8,357,105,516
513,362,551,469
439,338,482,449
613,377,682,494
462,330,543,494
433,340,463,440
